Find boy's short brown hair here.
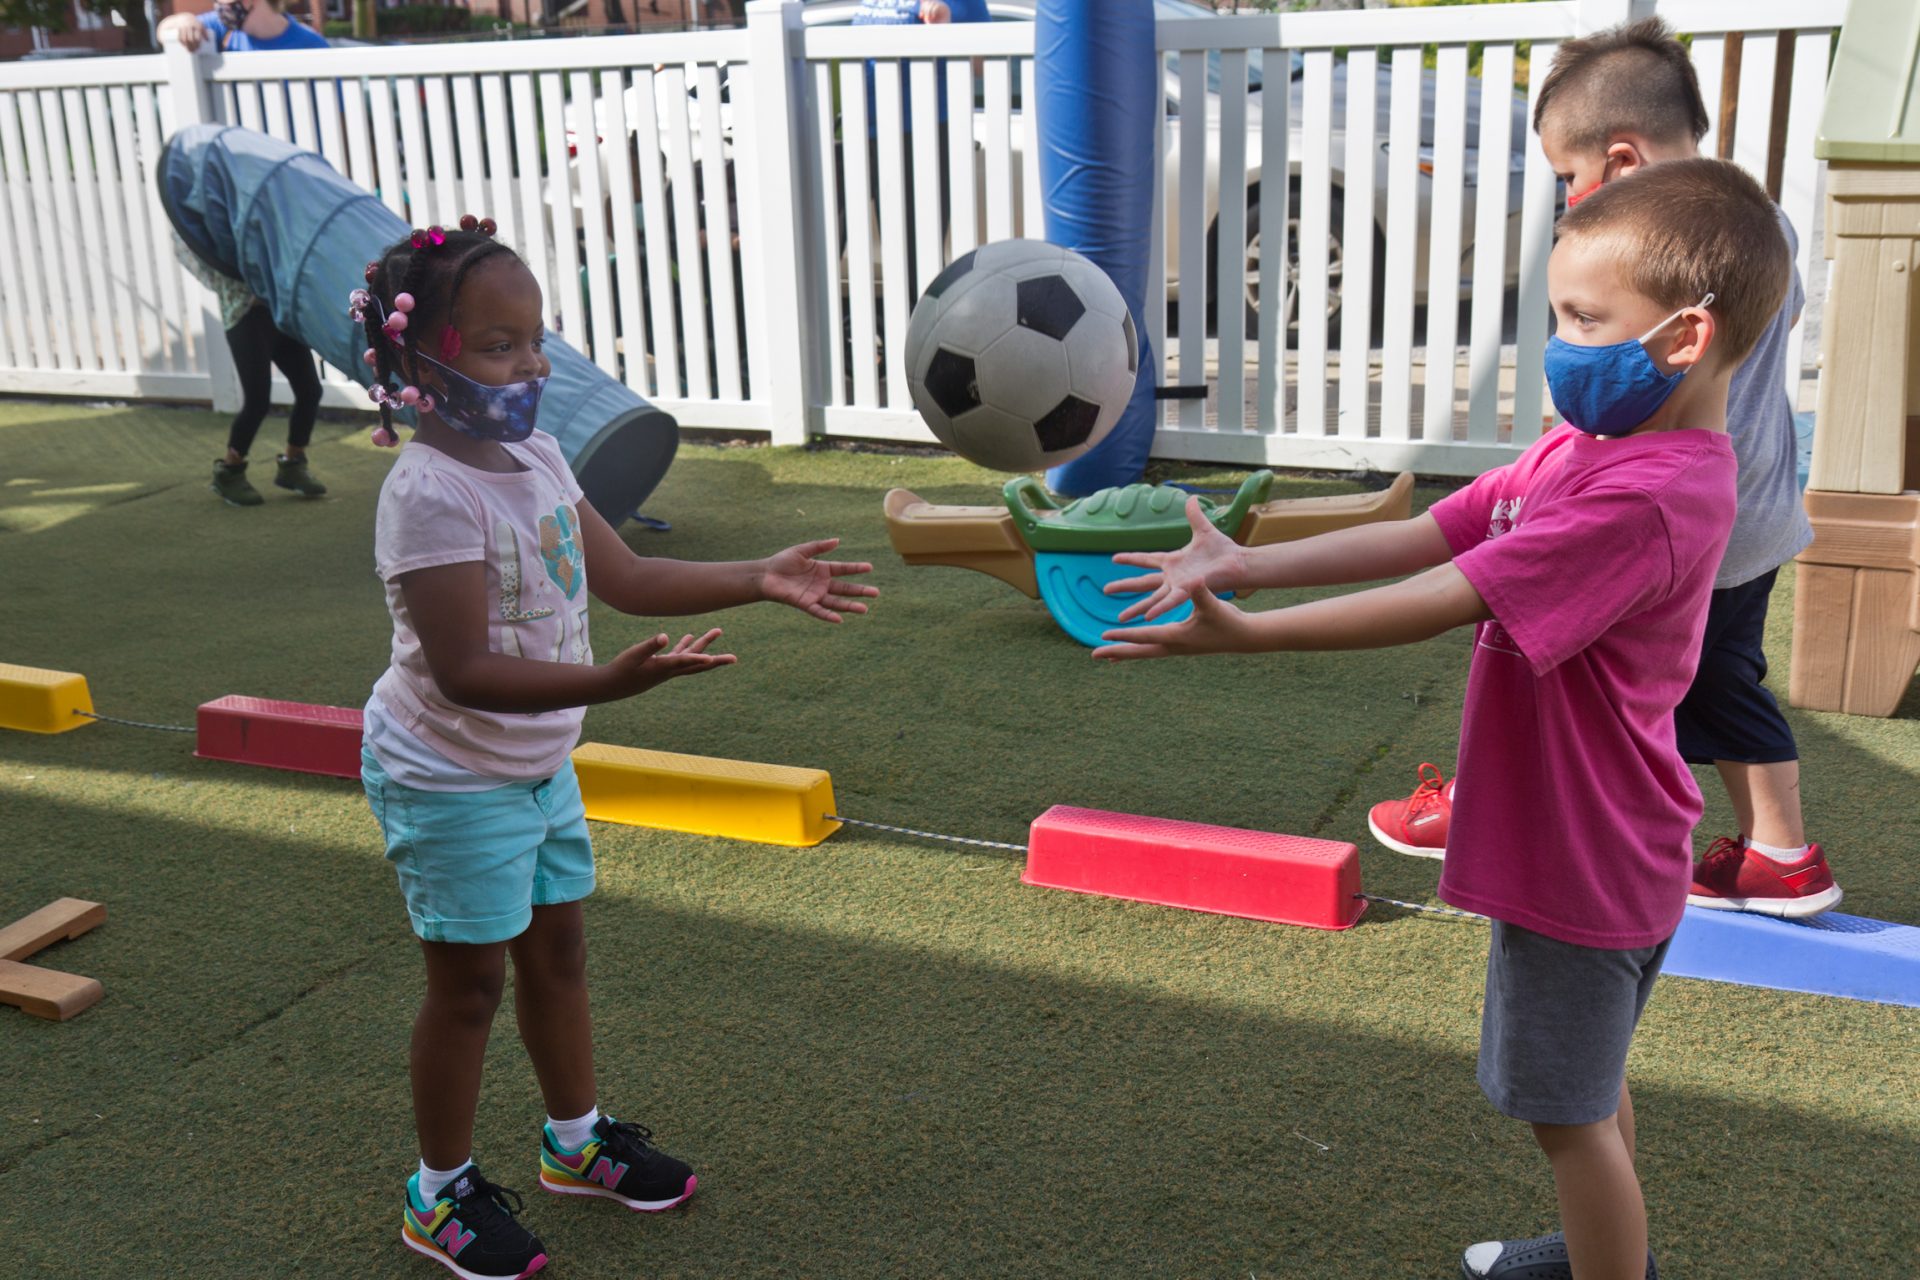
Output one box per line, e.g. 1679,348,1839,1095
1533,17,1709,152
1556,157,1788,366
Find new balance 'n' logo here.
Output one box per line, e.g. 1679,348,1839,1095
588,1157,629,1190
435,1219,476,1257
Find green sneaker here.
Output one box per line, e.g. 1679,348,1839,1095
210,459,264,507
274,454,328,497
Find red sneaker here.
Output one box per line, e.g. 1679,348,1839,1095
1366,763,1453,859
1687,837,1843,918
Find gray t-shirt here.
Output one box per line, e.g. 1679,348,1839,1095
1717,207,1813,589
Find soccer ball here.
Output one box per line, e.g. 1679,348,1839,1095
905,239,1138,474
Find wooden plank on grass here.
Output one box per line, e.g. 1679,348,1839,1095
0,898,106,963
0,958,103,1021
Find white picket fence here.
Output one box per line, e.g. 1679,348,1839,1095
0,0,1847,476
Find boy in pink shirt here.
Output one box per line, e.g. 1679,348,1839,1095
1093,159,1791,1280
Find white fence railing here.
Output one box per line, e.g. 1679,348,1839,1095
0,0,1847,477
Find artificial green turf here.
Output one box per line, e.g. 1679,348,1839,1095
1,400,1915,1278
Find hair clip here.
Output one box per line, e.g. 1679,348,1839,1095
439,325,462,360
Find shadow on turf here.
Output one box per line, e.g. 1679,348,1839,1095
2,777,1914,1279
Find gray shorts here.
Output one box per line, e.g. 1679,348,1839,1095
1478,921,1672,1126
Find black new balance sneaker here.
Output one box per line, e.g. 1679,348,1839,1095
1461,1230,1657,1279
539,1116,698,1211
402,1165,549,1280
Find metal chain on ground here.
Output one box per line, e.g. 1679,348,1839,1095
70,709,196,734
1357,892,1487,923
827,815,1028,853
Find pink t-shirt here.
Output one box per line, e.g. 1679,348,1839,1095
1430,425,1736,949
370,432,592,780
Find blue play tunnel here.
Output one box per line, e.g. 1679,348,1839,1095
157,124,676,525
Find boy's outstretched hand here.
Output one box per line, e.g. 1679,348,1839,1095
1092,586,1252,661
1105,497,1247,623
607,628,737,697
760,538,880,623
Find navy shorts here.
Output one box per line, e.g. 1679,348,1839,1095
1673,568,1799,766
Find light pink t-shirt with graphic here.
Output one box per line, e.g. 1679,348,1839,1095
370,431,592,780
1430,424,1736,949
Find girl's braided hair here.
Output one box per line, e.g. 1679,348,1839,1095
354,216,518,444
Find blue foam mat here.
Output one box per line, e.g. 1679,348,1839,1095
1664,906,1920,1008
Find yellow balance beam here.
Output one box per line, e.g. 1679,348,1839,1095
572,743,841,848
0,664,94,734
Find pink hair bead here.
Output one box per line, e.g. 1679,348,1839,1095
371,424,398,447
362,347,378,367
417,394,436,414
386,312,408,333
393,292,415,313
399,386,421,406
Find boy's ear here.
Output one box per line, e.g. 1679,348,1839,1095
1605,138,1650,179
1656,306,1715,373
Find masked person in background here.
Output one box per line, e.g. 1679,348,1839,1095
159,0,330,53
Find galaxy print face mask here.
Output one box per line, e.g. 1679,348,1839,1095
412,348,547,444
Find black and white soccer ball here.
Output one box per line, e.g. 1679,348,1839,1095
905,239,1138,474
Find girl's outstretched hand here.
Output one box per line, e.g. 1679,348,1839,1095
1092,586,1252,662
1105,497,1247,623
760,538,880,623
607,628,737,697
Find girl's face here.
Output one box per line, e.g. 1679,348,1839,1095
437,255,552,389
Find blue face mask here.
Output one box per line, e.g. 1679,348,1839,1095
1544,293,1713,437
414,349,547,444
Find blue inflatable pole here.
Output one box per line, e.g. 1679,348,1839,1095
1038,0,1158,497
158,124,677,526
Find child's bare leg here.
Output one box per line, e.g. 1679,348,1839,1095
508,901,597,1119
1714,758,1804,849
414,939,510,1168
1533,1107,1646,1280
1614,1079,1636,1163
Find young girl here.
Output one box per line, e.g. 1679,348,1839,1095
354,217,877,1280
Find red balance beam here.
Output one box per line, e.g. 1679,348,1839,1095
1024,805,1365,930
196,696,364,780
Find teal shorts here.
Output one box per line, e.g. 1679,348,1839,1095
362,747,596,944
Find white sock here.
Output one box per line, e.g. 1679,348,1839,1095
1747,838,1811,864
417,1158,472,1204
547,1106,601,1152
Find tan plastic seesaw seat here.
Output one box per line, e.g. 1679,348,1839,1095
883,488,1045,596
1234,471,1415,545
